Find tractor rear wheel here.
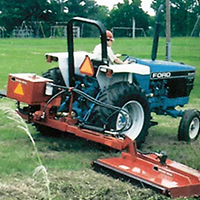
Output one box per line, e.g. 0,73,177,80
89,82,150,146
178,109,200,142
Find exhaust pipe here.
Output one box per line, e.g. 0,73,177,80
151,4,164,61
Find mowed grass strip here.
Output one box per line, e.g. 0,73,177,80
0,37,200,199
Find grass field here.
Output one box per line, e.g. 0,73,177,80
0,37,200,199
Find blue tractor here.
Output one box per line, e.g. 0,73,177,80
42,10,199,146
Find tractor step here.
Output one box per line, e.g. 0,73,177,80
92,140,200,198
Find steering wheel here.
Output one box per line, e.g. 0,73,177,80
121,54,137,64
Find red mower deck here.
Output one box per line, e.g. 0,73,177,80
92,139,200,198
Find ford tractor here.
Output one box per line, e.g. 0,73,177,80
2,6,200,198
39,14,198,146
4,7,200,147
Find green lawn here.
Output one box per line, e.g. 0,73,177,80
0,37,200,199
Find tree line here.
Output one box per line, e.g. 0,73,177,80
0,0,199,37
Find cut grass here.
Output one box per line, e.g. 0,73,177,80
0,37,200,199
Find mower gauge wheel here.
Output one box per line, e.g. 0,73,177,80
178,109,200,142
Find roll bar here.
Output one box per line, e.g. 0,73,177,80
67,17,108,86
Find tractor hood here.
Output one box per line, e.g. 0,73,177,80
137,59,196,80
98,63,150,75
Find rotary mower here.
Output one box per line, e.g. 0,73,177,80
1,6,200,198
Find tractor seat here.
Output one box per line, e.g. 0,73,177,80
91,59,105,75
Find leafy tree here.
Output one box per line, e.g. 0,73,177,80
93,5,109,25
106,0,150,37
0,0,104,37
0,0,55,36
47,0,67,22
0,0,151,37
85,5,109,37
63,0,108,37
151,0,200,36
63,0,99,19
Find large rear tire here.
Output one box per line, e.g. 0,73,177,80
89,82,150,146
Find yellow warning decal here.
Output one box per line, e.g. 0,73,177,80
14,83,24,95
79,55,95,76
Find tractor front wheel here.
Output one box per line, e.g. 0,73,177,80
178,109,200,142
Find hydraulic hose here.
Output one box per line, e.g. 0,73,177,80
72,88,133,132
41,89,66,119
44,83,132,133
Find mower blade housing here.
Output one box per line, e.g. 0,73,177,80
92,143,200,198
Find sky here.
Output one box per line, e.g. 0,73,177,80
96,0,155,16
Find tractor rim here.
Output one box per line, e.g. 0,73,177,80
189,117,200,139
116,100,144,140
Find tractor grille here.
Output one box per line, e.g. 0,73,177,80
167,77,195,98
